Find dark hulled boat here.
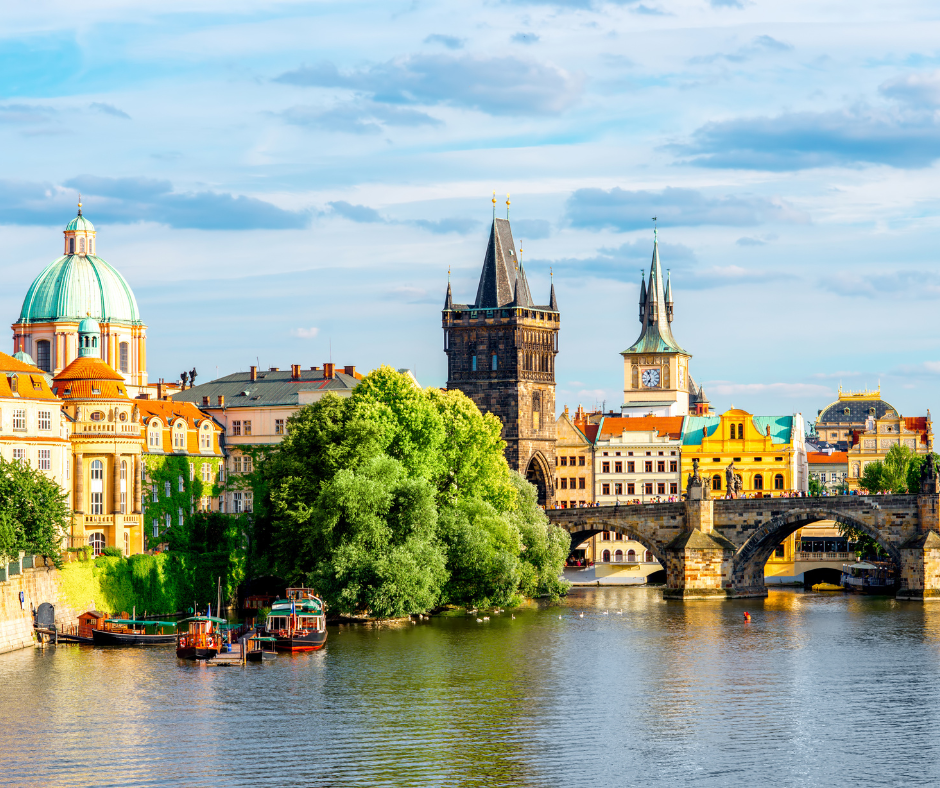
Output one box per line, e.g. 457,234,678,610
176,615,227,660
92,619,177,645
264,588,327,652
246,635,278,662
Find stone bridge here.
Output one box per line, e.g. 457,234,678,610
547,494,940,600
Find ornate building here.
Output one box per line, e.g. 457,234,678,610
51,318,144,555
12,204,148,394
621,232,708,417
443,217,559,505
554,405,597,509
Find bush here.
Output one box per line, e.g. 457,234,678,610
102,546,124,558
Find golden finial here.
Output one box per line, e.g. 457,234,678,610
492,190,496,220
78,193,82,216
506,193,510,220
447,265,451,282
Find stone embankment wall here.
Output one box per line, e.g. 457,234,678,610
0,562,74,655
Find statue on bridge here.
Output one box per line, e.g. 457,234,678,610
725,461,744,499
686,458,710,500
920,452,939,494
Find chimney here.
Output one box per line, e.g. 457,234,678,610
157,379,164,400
324,363,334,379
291,364,301,381
343,365,355,377
269,367,279,372
310,366,320,371
250,365,257,382
217,395,225,407
202,396,209,407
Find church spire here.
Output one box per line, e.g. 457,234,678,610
665,269,673,323
623,230,686,355
638,269,647,322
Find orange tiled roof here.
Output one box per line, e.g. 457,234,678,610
0,372,60,402
598,416,684,441
53,357,124,383
807,452,848,464
137,399,219,430
0,351,43,374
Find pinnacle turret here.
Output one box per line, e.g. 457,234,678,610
639,269,647,322
623,236,686,355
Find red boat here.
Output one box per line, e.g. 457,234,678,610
176,615,227,660
264,588,327,652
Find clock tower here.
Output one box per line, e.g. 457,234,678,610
621,232,696,417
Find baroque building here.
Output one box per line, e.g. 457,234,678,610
443,217,559,505
621,233,708,417
12,204,148,393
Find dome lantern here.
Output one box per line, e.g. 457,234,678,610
78,315,101,359
64,198,97,256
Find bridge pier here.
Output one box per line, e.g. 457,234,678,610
897,531,940,601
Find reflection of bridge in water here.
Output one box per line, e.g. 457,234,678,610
547,493,940,600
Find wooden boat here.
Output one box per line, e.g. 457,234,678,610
92,618,177,645
264,588,328,652
246,635,278,662
811,582,845,592
176,615,227,660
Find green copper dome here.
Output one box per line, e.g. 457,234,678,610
17,247,142,326
66,214,95,232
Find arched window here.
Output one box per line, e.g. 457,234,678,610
602,549,611,562
35,340,51,372
730,424,737,439
712,474,722,490
471,355,477,372
69,238,75,254
754,474,763,490
774,474,785,490
119,342,129,373
79,237,85,254
88,532,105,556
120,460,127,514
92,336,97,348
614,549,623,562
627,549,636,562
645,550,653,563
491,354,497,370
90,459,103,480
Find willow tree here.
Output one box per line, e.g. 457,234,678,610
0,457,70,566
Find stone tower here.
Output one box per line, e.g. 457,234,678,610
443,217,559,505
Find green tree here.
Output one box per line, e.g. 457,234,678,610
808,476,824,496
0,456,70,566
859,461,888,494
881,444,915,493
838,523,888,560
906,452,939,495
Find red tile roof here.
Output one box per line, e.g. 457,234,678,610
807,452,848,464
598,416,684,441
54,357,124,383
0,351,44,374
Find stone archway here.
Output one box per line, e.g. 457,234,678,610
563,522,668,566
731,509,900,595
525,451,553,507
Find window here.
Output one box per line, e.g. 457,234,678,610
645,461,653,473
602,531,610,541
79,237,85,254
669,461,677,473
12,448,25,461
190,463,195,481
90,411,104,422
151,484,158,502
91,459,103,480
561,478,568,489
644,483,653,495
153,519,159,538
657,483,666,495
568,477,575,489
178,475,184,492
615,461,623,473
657,461,665,473
754,474,764,490
560,456,567,467
670,483,678,495
165,513,172,531
491,354,497,371
579,456,585,467
627,461,635,473
568,456,576,465
614,482,623,495
820,472,827,482
174,428,185,449
90,492,103,515
38,410,51,430
774,474,785,490
37,449,51,470
579,478,585,490
202,463,210,482
13,409,26,431
178,507,184,526
775,544,785,558
149,427,160,447
124,532,129,556
234,456,242,473
233,492,243,513
627,549,636,562
275,419,285,435
232,421,241,436
69,237,75,254
471,356,477,372
602,550,611,562
245,494,253,513
730,424,737,439
602,483,610,495
36,340,51,372
164,481,171,497
88,532,105,556
602,461,610,473
119,342,129,373
627,483,635,495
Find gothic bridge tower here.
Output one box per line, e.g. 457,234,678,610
443,216,559,505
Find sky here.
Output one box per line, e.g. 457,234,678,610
3,0,940,425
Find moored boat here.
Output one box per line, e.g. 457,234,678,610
176,615,227,660
841,561,897,594
92,619,177,645
811,582,845,592
246,635,278,662
264,588,327,652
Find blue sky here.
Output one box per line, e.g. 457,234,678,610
3,0,940,423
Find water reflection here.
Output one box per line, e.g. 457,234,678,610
2,589,940,786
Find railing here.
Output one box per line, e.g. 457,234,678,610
73,422,141,435
600,556,658,565
796,551,852,561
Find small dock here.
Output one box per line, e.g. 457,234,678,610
206,642,246,666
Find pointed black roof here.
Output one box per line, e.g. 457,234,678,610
549,281,558,311
474,218,518,308
444,281,453,309
623,239,687,355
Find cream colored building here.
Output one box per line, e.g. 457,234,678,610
845,406,933,491
594,415,684,504
554,405,596,509
0,351,71,494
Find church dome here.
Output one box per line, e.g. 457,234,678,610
16,211,142,326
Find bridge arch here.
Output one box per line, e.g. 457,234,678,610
731,508,900,592
566,519,668,566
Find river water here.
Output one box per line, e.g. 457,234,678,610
1,587,939,787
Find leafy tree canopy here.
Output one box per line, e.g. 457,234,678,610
256,366,569,616
0,456,70,566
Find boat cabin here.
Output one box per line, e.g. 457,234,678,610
77,611,107,639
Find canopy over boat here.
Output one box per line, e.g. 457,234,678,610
104,619,176,626
177,616,228,626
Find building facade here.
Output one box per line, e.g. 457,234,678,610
594,416,684,504
443,217,559,505
808,451,848,494
844,407,933,491
50,319,144,555
12,205,148,393
137,399,225,546
0,351,71,492
621,233,709,417
815,387,894,452
554,406,596,509
173,363,362,514
681,408,808,497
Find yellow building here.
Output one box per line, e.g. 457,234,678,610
681,408,808,497
554,405,596,509
844,406,932,491
51,319,144,555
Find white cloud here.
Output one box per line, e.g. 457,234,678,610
291,327,320,339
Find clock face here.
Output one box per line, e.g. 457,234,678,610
642,369,660,388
